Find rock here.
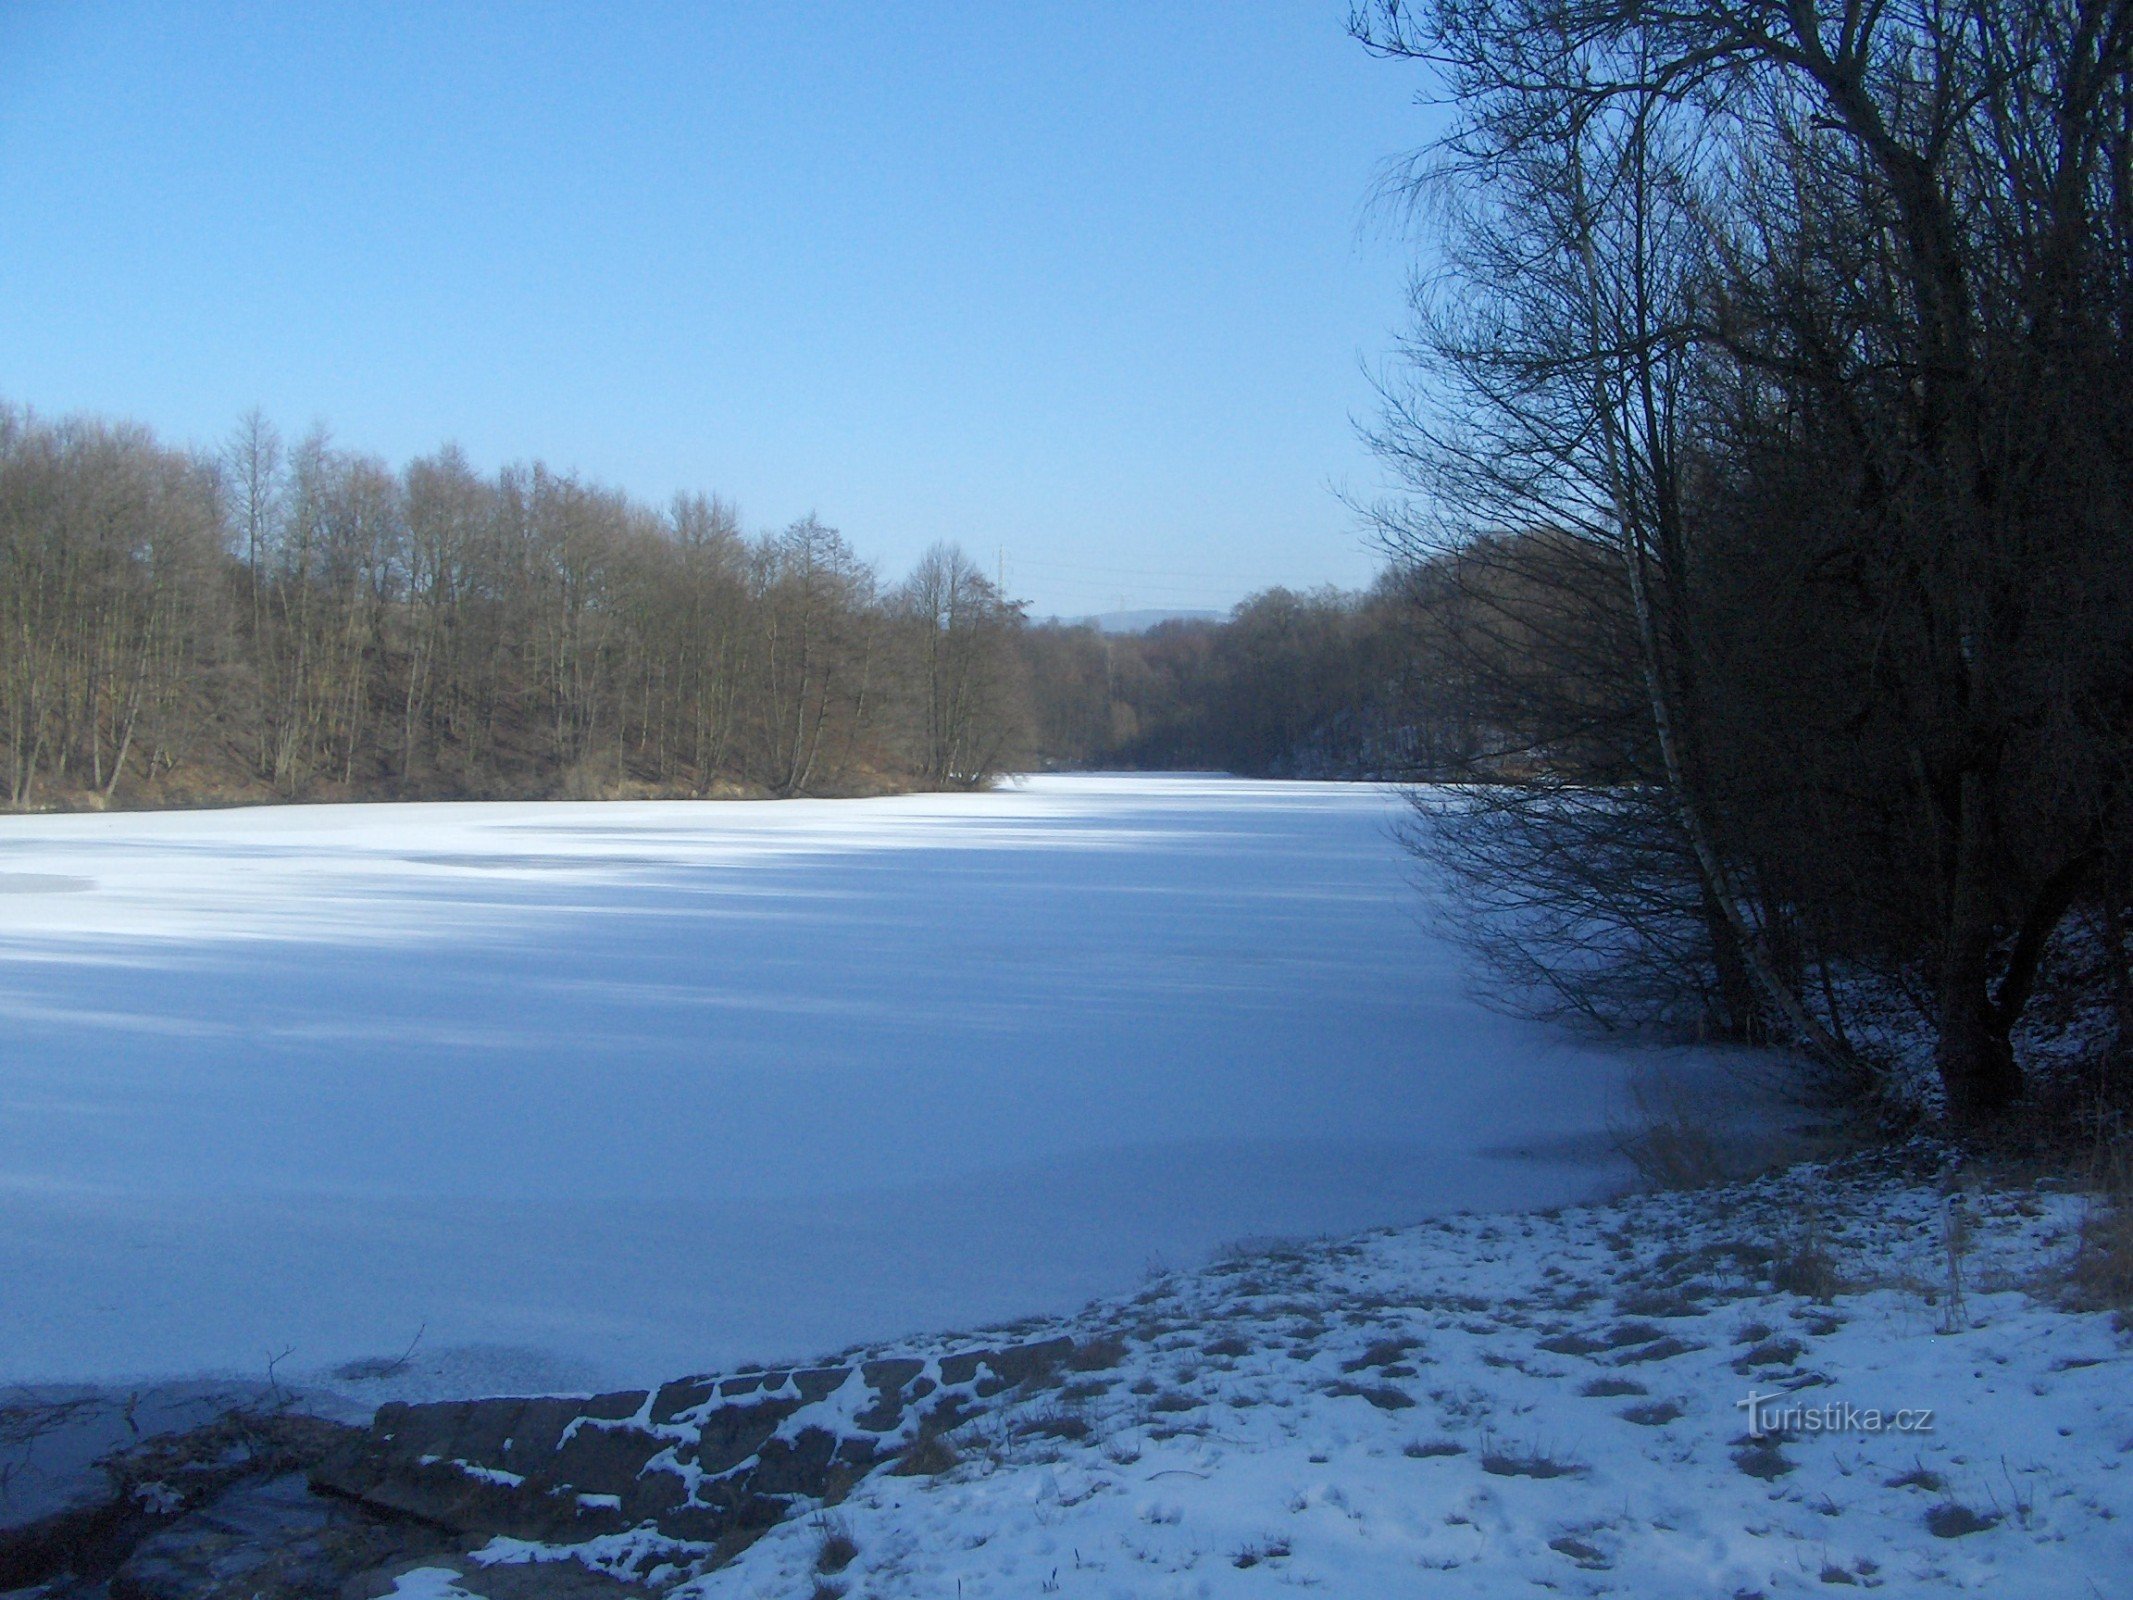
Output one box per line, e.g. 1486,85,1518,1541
6,1333,1100,1595
0,1400,366,1596
3,1382,343,1587
312,1335,1087,1558
109,1472,436,1600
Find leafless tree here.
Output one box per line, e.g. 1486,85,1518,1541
1353,0,2133,1118
896,543,1029,787
0,408,1036,809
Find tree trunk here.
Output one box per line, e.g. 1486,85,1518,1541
1932,773,2022,1117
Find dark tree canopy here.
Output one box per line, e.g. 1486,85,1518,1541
1352,0,2133,1119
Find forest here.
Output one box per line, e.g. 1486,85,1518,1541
1019,581,1440,777
0,410,1033,806
0,403,1437,812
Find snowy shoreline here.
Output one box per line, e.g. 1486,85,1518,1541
8,1151,2124,1597
500,1150,2121,1598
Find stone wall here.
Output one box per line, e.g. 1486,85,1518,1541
311,1337,1081,1568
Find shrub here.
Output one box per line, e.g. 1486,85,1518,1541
813,1521,858,1575
890,1432,959,1477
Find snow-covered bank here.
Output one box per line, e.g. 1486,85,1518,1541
629,1155,2128,1599
0,776,1720,1391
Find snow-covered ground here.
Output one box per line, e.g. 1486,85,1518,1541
0,776,1719,1395
571,1156,2125,1599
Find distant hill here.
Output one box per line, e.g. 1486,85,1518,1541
1057,608,1225,635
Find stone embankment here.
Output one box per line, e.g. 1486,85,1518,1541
2,1335,1091,1597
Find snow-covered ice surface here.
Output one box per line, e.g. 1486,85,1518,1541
603,1156,2130,1599
0,776,1702,1395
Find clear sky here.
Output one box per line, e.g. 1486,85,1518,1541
0,2,1436,618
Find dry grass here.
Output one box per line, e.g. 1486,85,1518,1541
889,1430,960,1477
812,1516,858,1575
1613,1072,1734,1191
2069,1138,2133,1316
1610,1062,1862,1194
1477,1436,1585,1479
1065,1337,1129,1372
1770,1204,1844,1302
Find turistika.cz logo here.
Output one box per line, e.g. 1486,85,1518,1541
1736,1389,1935,1439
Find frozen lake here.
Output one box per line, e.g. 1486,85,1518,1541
0,776,1665,1397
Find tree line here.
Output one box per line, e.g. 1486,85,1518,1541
1353,0,2133,1122
0,397,1477,811
1020,579,1455,778
0,407,1030,807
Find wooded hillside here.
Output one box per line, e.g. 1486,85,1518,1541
0,409,1029,806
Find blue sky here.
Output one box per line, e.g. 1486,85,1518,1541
0,3,1436,617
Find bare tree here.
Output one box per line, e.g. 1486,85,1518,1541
1354,0,2133,1117
896,543,1028,787
1,406,1049,810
